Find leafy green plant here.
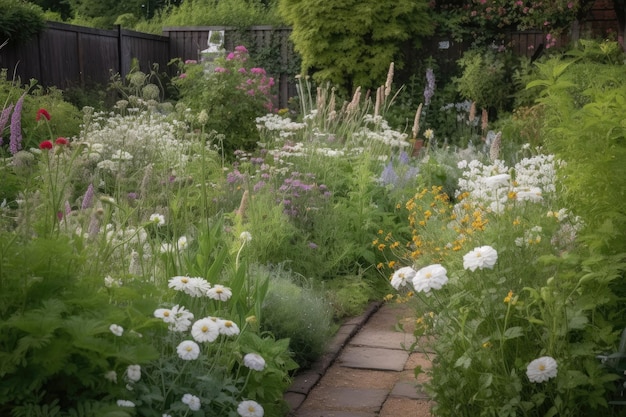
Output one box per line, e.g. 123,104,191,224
278,0,434,94
0,0,45,44
174,45,276,155
454,47,522,114
527,39,626,256
260,264,335,368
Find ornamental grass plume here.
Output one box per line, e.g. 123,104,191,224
489,131,502,162
411,103,423,140
384,62,394,98
468,101,476,123
424,68,435,106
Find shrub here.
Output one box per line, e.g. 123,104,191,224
454,47,522,115
278,0,434,94
174,46,276,155
0,0,45,44
260,265,335,368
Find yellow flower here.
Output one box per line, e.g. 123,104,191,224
508,191,517,200
504,290,517,305
376,262,384,269
377,243,386,251
387,260,396,268
513,217,521,226
384,294,394,301
482,341,492,348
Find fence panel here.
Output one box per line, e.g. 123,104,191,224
0,21,169,90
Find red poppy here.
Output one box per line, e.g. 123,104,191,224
39,140,53,150
36,108,51,121
55,137,68,145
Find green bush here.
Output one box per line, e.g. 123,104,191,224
174,46,275,154
528,39,626,256
278,0,434,94
260,265,336,368
454,47,522,114
0,0,45,44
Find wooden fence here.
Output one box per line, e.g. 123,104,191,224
1,13,619,108
0,21,170,90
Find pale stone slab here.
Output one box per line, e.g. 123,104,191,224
301,386,387,412
338,346,409,372
390,380,430,399
349,328,416,350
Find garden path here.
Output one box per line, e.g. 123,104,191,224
284,302,434,416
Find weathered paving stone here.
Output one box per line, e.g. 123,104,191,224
349,328,416,350
288,370,323,394
338,346,409,372
284,391,307,412
390,380,430,399
294,410,377,417
301,386,388,412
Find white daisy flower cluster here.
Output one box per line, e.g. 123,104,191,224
353,115,411,149
256,113,306,138
390,264,449,293
515,225,543,248
80,109,189,178
154,305,195,332
168,276,233,300
456,154,561,213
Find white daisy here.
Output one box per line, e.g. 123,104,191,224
390,266,416,290
126,364,141,382
218,319,240,336
526,356,558,383
207,284,232,301
176,340,200,360
412,264,448,293
463,245,498,271
237,400,264,417
149,213,165,226
182,393,201,411
109,324,124,337
191,318,220,343
243,353,266,371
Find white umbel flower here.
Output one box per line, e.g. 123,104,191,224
182,393,201,411
109,324,124,336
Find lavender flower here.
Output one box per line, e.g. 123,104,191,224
379,161,399,187
82,183,95,210
9,94,26,155
0,104,14,145
424,68,436,106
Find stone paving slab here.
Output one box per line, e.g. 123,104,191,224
349,327,416,350
390,380,430,399
300,386,388,412
338,346,409,372
295,411,377,417
288,370,323,395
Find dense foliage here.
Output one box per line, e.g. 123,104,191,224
278,0,434,94
0,0,45,44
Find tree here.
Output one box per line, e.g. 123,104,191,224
278,0,434,95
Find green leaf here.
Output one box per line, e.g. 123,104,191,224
503,326,524,340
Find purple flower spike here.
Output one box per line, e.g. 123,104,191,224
9,93,26,155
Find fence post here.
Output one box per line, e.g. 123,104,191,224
117,25,123,79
